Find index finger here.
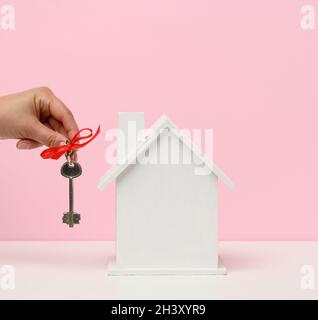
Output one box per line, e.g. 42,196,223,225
49,95,79,140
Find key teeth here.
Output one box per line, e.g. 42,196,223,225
62,213,81,228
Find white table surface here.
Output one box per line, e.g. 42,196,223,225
0,241,317,300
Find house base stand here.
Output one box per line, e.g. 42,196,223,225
107,257,227,276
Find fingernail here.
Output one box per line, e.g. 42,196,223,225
17,141,32,149
71,151,78,162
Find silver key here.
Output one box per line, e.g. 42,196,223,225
61,161,82,228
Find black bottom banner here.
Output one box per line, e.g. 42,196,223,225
0,300,315,319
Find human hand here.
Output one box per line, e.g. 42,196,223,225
0,87,79,149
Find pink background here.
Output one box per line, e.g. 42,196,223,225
0,0,317,240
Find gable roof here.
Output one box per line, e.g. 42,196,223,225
98,115,234,190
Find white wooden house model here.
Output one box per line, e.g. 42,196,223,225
99,113,234,275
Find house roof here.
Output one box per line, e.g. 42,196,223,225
98,115,234,190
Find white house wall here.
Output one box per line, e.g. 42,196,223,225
116,130,219,269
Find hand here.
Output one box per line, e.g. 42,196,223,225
0,87,79,149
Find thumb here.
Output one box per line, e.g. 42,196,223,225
29,122,67,147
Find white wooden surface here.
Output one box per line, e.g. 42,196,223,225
0,241,317,300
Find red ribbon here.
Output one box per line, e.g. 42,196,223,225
40,126,100,160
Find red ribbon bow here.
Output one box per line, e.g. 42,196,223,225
40,126,100,160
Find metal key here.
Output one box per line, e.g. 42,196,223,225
61,161,82,228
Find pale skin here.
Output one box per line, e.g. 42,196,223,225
0,87,79,151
